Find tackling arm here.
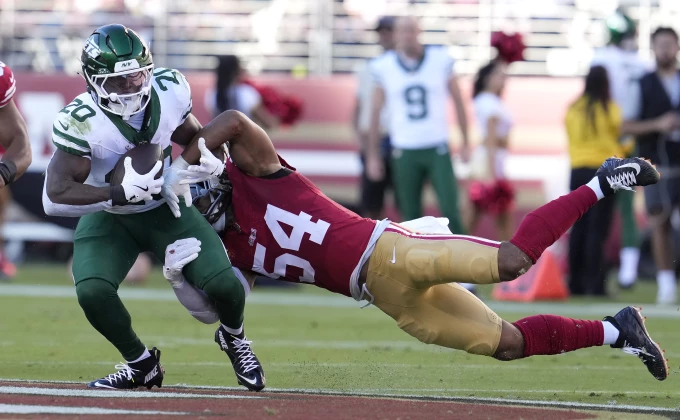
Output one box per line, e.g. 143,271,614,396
0,101,31,187
170,114,202,147
181,110,281,177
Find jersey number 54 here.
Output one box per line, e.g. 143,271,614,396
252,204,330,283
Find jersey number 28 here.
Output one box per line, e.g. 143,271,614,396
252,204,330,283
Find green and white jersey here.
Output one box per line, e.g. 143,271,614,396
371,47,454,150
51,68,192,215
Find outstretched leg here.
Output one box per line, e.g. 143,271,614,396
499,157,660,282
367,157,667,380
493,307,669,381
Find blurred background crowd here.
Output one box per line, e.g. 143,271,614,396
2,0,680,305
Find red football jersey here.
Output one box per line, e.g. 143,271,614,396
0,62,16,108
222,155,377,297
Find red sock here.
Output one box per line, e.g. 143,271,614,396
513,315,604,357
510,185,597,263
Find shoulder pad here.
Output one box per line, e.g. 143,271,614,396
153,67,192,124
52,94,97,158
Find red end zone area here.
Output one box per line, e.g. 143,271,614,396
1,381,670,420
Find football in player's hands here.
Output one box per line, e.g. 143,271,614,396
110,143,164,185
110,143,164,204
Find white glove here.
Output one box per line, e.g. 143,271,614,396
163,237,201,287
178,138,224,185
161,156,193,218
120,157,163,203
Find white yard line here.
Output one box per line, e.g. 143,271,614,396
0,379,676,414
0,386,261,400
1,284,679,318
0,404,188,415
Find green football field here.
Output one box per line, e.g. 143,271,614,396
0,264,678,410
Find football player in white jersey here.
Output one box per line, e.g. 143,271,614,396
41,25,265,391
590,10,652,289
367,17,469,234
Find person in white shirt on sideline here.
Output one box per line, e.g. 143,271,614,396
468,60,514,241
367,16,470,234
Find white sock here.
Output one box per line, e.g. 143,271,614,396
586,177,604,200
602,321,620,345
127,348,151,364
657,270,677,289
618,247,639,286
656,270,678,304
222,323,243,336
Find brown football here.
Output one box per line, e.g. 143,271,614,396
109,143,164,186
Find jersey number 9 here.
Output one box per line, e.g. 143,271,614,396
404,85,428,120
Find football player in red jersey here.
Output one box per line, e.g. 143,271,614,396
0,61,32,278
165,110,669,382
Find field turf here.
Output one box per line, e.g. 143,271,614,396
0,264,678,411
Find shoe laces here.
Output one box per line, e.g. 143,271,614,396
606,171,637,191
103,363,137,384
231,337,259,373
621,340,654,359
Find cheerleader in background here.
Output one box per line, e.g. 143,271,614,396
206,55,303,130
206,55,279,129
468,59,515,241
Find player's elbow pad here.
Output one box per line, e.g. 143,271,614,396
189,310,219,325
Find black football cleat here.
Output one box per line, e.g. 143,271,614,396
215,326,266,391
604,306,669,381
596,157,660,196
88,347,164,389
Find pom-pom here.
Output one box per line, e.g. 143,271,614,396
468,179,516,214
491,32,525,64
243,80,304,126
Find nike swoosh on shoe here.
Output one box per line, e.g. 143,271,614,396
92,382,116,389
236,373,259,386
614,162,641,175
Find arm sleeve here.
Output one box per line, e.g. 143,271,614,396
42,169,112,217
170,275,219,325
0,62,16,108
